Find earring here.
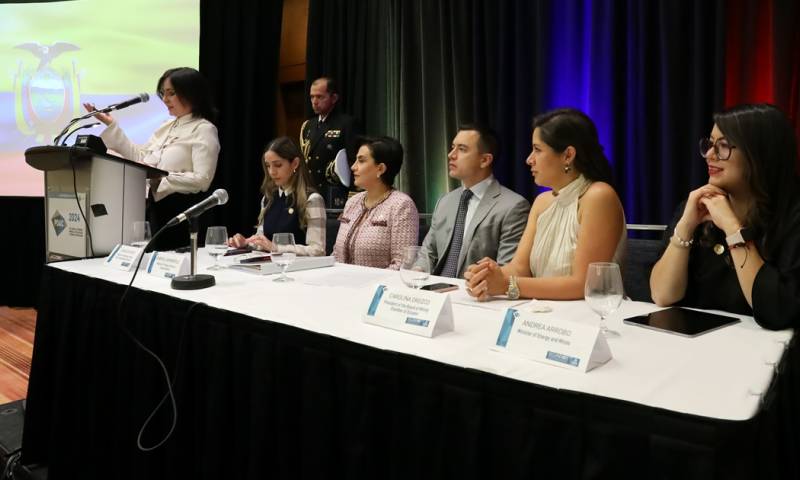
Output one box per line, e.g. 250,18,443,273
563,164,572,174
293,168,297,174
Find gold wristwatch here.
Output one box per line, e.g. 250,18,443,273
506,275,520,300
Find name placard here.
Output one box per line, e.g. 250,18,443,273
492,308,612,372
145,251,190,279
363,284,454,338
104,244,144,271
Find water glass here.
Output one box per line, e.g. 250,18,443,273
399,246,429,289
205,226,229,270
272,233,296,282
131,221,151,248
584,262,624,338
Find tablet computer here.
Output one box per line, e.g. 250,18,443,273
623,307,741,338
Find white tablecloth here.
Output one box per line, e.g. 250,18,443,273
52,251,794,421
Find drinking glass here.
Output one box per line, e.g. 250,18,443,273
131,221,151,248
205,226,229,270
584,262,624,338
272,233,296,282
399,246,429,289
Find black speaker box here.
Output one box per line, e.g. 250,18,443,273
0,400,24,458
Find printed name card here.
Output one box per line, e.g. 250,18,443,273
145,251,190,279
104,244,144,271
492,308,612,372
363,284,454,338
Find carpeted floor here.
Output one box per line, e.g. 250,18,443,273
0,307,35,403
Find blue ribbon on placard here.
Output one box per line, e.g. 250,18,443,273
496,308,518,347
367,285,387,316
147,252,159,273
106,244,121,262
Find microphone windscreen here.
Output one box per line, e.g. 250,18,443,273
140,93,150,103
214,189,229,205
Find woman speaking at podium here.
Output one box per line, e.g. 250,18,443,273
83,66,221,250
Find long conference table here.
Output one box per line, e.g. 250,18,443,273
21,253,800,479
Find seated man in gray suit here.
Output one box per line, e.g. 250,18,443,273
417,124,529,278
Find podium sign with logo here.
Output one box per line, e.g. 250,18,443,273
47,192,88,259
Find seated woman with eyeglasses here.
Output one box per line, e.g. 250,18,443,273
650,104,800,330
333,136,419,269
228,137,326,255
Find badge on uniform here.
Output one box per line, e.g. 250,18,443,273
325,129,341,138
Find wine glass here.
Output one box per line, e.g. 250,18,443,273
400,246,429,289
205,226,229,270
584,262,624,338
131,221,151,248
272,233,296,282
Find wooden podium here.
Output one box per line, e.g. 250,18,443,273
25,146,166,262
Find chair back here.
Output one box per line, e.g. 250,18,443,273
623,237,664,302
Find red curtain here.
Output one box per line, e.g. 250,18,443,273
725,0,800,167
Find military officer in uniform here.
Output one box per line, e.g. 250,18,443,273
300,77,359,208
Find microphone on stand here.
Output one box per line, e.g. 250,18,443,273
96,93,150,113
167,189,229,291
53,93,151,145
166,189,229,227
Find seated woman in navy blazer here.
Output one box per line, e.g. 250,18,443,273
228,137,326,255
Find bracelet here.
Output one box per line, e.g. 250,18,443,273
671,233,693,249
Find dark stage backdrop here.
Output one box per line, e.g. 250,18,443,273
306,0,800,223
199,0,285,235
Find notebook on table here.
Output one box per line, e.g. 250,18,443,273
229,255,336,275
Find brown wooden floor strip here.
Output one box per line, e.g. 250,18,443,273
0,307,36,344
0,307,36,403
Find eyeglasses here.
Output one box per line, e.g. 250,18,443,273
157,89,177,100
699,137,736,161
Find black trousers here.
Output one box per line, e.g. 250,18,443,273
146,191,209,251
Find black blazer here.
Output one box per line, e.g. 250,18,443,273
300,108,358,188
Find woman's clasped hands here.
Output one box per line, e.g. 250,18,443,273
679,184,742,237
464,258,507,302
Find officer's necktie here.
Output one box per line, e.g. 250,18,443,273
438,189,473,277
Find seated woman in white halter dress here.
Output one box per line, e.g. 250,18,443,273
464,108,626,300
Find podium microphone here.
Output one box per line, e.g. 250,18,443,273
166,189,229,227
99,93,150,113
53,93,150,145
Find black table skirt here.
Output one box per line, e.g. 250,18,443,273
21,267,800,479
0,196,45,307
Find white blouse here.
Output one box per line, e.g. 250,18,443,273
529,175,626,277
100,114,220,201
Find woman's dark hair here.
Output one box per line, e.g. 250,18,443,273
157,67,217,122
713,103,800,257
532,108,613,184
357,136,404,187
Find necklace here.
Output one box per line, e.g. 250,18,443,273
363,189,392,210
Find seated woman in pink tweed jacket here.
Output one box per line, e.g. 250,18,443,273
333,136,419,269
